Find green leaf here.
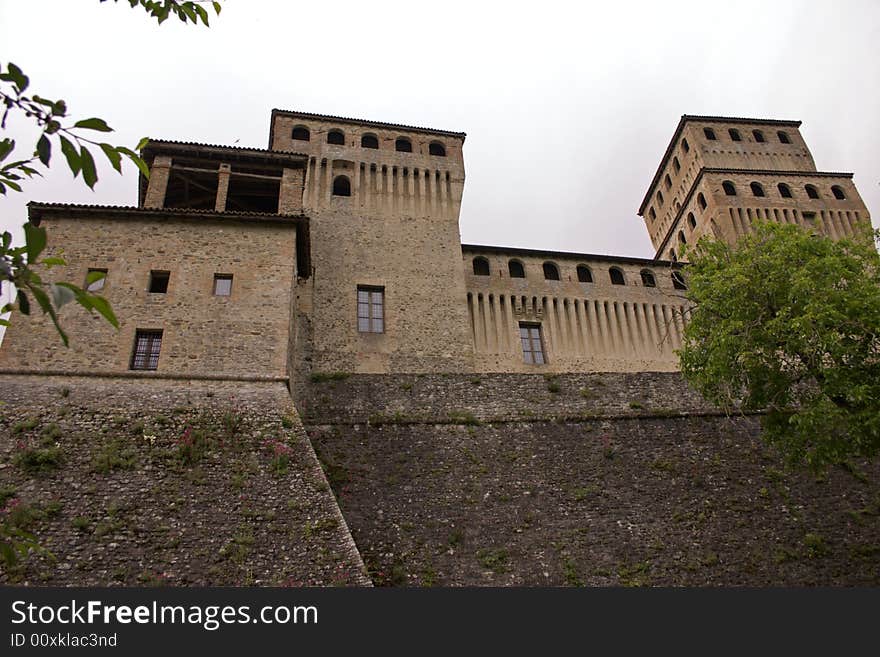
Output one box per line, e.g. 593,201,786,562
1,179,21,192
59,136,81,177
36,134,51,166
0,138,14,162
17,290,30,315
87,294,119,328
80,146,97,189
73,117,113,132
29,284,68,347
24,222,47,262
41,256,66,268
193,3,209,26
213,1,222,14
117,147,150,179
99,143,122,173
6,62,29,93
136,136,150,151
85,270,105,285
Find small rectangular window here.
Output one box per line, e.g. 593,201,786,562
130,329,163,370
85,268,108,292
519,323,545,365
357,286,384,333
149,270,170,294
213,274,233,296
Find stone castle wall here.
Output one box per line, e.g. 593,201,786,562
0,374,369,586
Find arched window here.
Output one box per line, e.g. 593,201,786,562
687,212,697,229
657,190,664,207
681,138,690,153
473,257,490,276
292,126,310,141
672,272,687,290
678,231,687,245
664,174,672,190
649,208,656,221
778,131,791,144
543,262,560,281
674,199,681,212
640,270,656,287
332,175,351,197
722,181,737,196
669,251,677,262
697,193,707,210
753,129,765,143
750,182,765,197
673,156,681,173
831,185,846,200
704,127,717,140
778,183,793,198
327,129,345,145
729,128,742,141
429,142,446,156
361,134,379,149
609,267,625,285
508,260,525,278
805,184,820,199
395,137,412,152
576,265,592,283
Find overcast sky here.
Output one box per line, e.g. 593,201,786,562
1,0,879,262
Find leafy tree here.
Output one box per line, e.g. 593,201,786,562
678,221,880,471
0,0,222,345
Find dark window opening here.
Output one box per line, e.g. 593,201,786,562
678,231,687,245
395,137,412,153
429,142,446,157
131,329,163,370
213,274,233,296
332,175,351,197
750,182,765,197
688,212,697,229
672,272,687,290
673,156,681,173
226,171,281,214
698,193,707,210
664,174,672,190
164,165,219,210
670,251,677,262
357,286,384,333
508,260,525,278
722,181,737,196
649,208,656,221
704,127,717,140
729,128,742,141
778,183,793,198
803,211,817,223
609,267,625,285
682,138,690,153
361,134,379,149
149,271,169,294
327,130,345,145
641,270,656,287
292,126,310,141
805,184,820,199
473,257,490,276
831,185,846,200
778,131,791,144
519,323,545,365
753,129,765,143
576,265,592,283
543,262,560,281
657,190,664,207
86,268,107,292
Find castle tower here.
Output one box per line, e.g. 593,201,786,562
268,110,475,374
638,116,872,260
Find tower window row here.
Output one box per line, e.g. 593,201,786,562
702,127,792,144
291,125,447,156
471,257,685,289
721,180,847,201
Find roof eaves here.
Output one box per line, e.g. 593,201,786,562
270,108,467,140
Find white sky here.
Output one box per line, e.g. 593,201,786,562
1,0,879,261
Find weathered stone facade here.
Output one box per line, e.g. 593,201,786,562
1,111,876,587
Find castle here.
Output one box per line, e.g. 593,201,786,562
0,112,870,378
1,112,877,587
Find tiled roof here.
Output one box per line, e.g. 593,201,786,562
143,139,309,159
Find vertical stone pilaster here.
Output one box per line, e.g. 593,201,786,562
143,156,172,209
